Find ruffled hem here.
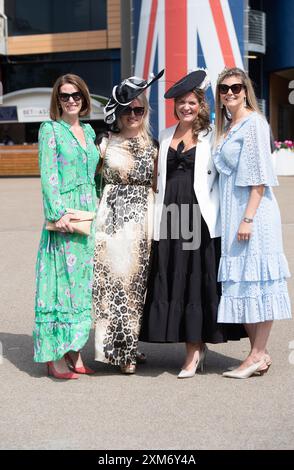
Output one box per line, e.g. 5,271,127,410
141,300,205,343
217,292,292,324
140,300,247,343
218,253,291,282
94,351,137,366
33,317,92,362
35,306,93,319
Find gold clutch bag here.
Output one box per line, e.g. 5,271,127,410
45,208,95,236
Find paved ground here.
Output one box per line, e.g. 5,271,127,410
0,177,294,450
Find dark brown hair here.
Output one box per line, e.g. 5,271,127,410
174,89,211,141
50,74,91,120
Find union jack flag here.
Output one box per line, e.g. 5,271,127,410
134,0,245,136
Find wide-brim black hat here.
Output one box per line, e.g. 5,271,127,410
164,69,210,99
104,69,164,124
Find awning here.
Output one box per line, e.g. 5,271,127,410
0,87,106,123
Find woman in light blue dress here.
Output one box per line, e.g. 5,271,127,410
213,67,291,379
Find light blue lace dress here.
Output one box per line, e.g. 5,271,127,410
213,112,291,323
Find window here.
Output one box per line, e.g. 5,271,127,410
5,0,107,35
1,50,120,98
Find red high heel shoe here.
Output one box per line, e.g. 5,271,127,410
47,361,80,380
64,353,95,375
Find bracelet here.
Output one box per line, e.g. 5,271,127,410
243,217,253,223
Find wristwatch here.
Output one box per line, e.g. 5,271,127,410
243,217,253,223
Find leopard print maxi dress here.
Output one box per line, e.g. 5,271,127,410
93,133,157,366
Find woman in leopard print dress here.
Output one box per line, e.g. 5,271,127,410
92,79,160,373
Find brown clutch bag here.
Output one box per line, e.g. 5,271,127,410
45,208,95,236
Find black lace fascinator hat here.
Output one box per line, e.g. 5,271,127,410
104,69,164,125
164,68,210,99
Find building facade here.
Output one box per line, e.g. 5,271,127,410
0,0,121,145
249,0,294,140
0,0,293,148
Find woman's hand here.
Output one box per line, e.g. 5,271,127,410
237,220,253,242
55,213,75,233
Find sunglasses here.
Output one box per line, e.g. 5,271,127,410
121,106,145,116
218,83,246,95
59,92,82,102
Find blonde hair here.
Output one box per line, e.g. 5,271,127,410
174,89,211,141
50,74,91,120
116,92,153,143
215,67,261,144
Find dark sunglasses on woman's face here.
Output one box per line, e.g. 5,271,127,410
218,83,245,95
121,106,145,116
59,92,82,102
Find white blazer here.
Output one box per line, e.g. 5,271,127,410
153,124,221,241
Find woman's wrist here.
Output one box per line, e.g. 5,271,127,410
243,217,253,223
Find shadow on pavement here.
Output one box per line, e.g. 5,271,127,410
0,331,242,378
137,342,242,377
0,332,42,377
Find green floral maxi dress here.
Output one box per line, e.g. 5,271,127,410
33,120,100,363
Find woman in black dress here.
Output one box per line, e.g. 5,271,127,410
141,69,246,378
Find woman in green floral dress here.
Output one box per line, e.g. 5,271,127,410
33,74,100,379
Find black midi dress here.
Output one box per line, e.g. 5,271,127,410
140,142,247,343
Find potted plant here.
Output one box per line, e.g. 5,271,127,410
274,140,294,152
273,140,294,175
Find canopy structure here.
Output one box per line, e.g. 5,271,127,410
0,87,106,123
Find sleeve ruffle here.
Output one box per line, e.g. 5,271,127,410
235,115,278,187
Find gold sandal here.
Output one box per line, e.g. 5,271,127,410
120,363,136,374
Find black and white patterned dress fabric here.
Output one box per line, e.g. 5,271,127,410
93,133,157,365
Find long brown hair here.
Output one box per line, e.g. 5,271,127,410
215,67,261,144
50,74,91,120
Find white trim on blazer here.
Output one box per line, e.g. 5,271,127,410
153,124,221,241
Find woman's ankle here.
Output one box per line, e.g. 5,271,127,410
53,357,70,373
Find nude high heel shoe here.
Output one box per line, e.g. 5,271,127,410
177,345,207,379
226,353,272,374
222,357,267,379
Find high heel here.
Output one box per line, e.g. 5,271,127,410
47,361,80,380
264,353,272,368
222,357,267,379
256,366,269,376
199,345,207,372
64,353,95,375
177,345,207,379
136,351,147,364
255,358,272,376
226,354,272,374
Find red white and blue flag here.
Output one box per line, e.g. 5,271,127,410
133,0,244,135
